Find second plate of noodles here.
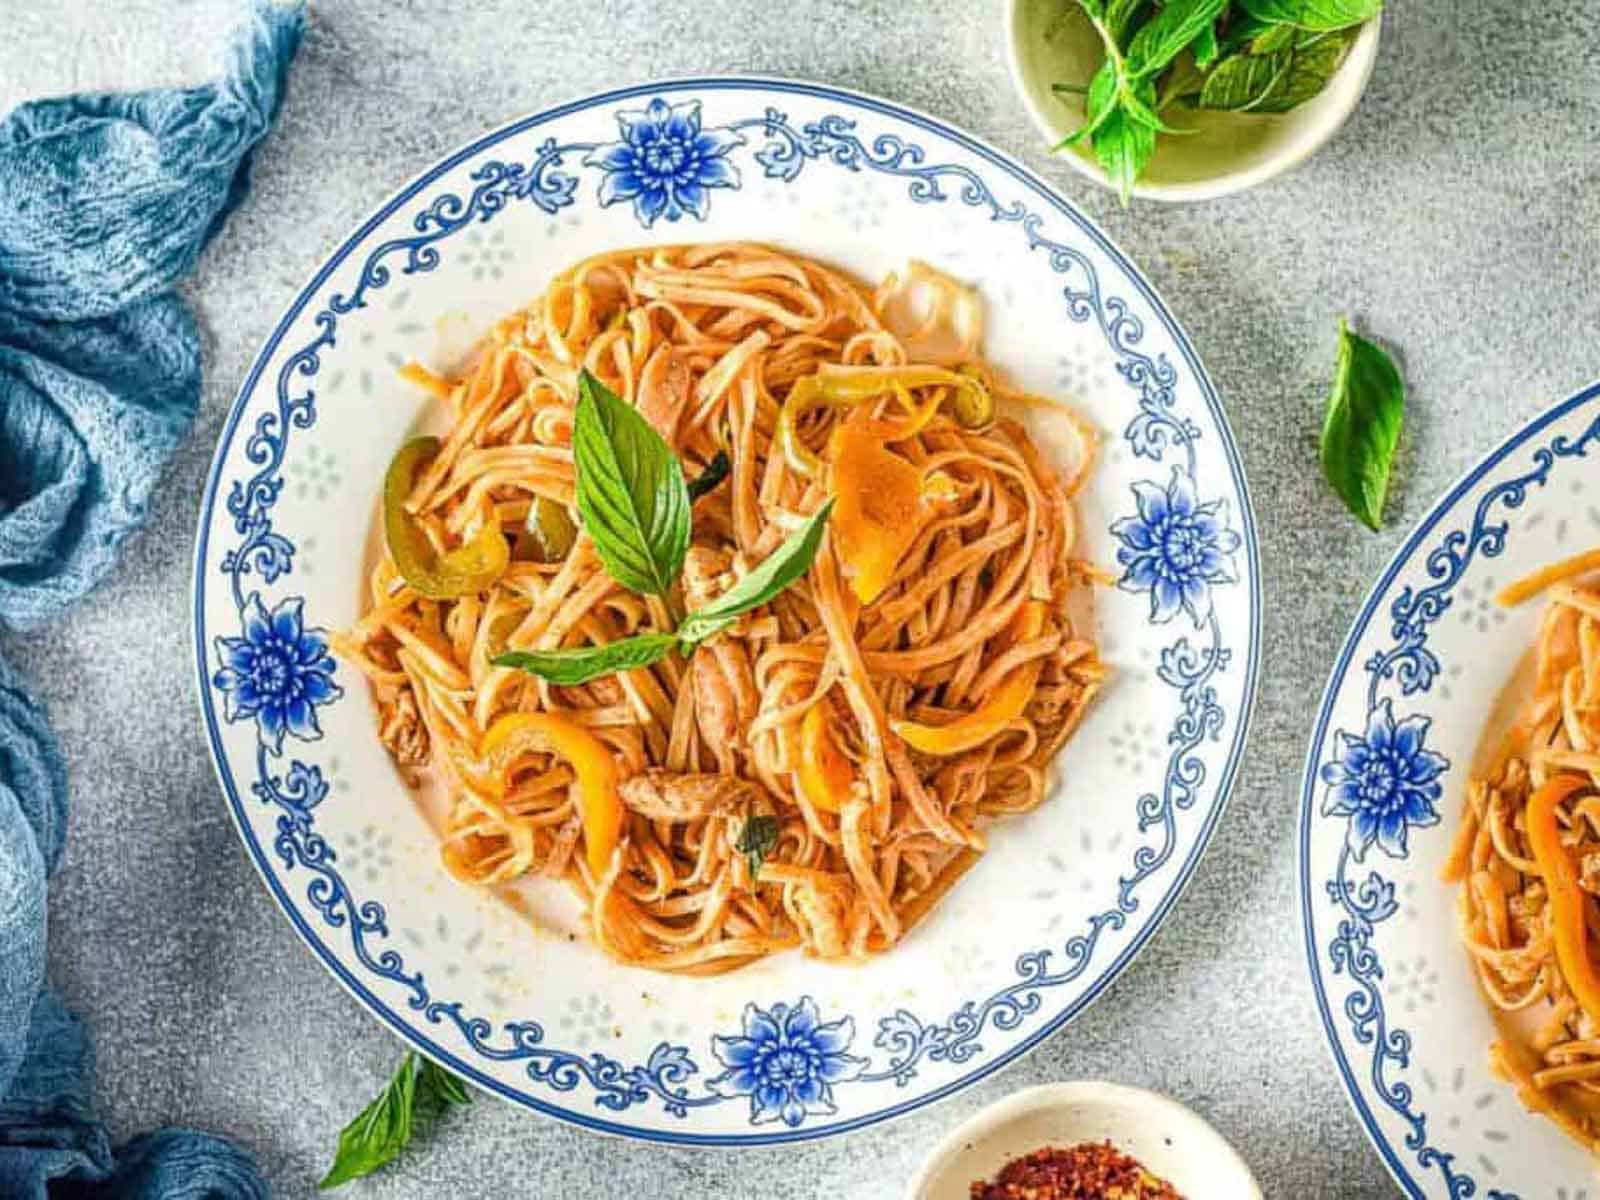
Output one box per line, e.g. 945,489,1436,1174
332,243,1107,972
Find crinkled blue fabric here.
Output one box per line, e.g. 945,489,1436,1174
0,3,305,1196
0,0,303,631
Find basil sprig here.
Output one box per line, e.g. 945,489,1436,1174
1055,0,1380,204
494,633,683,686
573,370,690,596
677,501,834,645
491,371,832,687
319,1054,470,1190
1319,318,1405,531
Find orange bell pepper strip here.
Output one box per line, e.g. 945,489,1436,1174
828,417,927,605
891,601,1047,756
1525,774,1600,1028
796,702,853,813
384,436,509,600
480,712,623,877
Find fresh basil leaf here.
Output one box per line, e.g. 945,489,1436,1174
415,1058,471,1116
686,450,731,503
735,814,780,877
1126,0,1227,78
493,633,680,686
573,369,691,597
1091,101,1157,206
1196,47,1293,109
1191,20,1222,68
1238,0,1379,31
319,1054,470,1190
1250,21,1297,52
1104,0,1149,42
677,500,835,645
1053,59,1119,149
1319,319,1404,532
1197,28,1352,112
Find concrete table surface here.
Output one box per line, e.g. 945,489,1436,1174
2,1,1595,1196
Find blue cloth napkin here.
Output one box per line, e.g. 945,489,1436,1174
0,3,304,1196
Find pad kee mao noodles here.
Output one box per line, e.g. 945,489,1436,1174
332,243,1105,973
1448,550,1600,1150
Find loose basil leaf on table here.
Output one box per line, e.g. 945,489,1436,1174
1319,318,1405,532
493,632,682,686
1238,0,1381,32
572,368,691,596
319,1054,471,1190
676,500,836,646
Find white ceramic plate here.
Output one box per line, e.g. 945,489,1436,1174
193,78,1260,1144
907,1081,1261,1199
1302,384,1600,1195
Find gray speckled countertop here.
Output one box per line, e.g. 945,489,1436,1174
2,2,1596,1197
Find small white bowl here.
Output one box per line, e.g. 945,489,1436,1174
906,1081,1262,1199
1005,0,1381,202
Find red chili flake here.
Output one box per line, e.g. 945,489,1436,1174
969,1142,1185,1200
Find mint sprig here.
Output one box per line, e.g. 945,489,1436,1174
1052,0,1380,203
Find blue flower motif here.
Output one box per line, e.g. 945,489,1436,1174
584,98,744,227
706,998,866,1127
1320,699,1448,860
213,593,342,753
1110,466,1241,628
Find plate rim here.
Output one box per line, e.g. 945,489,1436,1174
190,73,1264,1144
1298,380,1600,1195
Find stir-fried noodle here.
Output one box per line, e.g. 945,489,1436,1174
1448,549,1600,1147
333,243,1105,972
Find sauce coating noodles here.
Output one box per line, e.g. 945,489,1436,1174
333,243,1104,972
1449,552,1600,1148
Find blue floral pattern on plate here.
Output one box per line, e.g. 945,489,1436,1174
1303,385,1600,1197
194,80,1259,1143
1319,698,1445,860
212,593,341,753
1111,465,1241,627
585,98,743,226
707,1000,866,1127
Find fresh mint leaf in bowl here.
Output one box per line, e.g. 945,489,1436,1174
1007,0,1383,202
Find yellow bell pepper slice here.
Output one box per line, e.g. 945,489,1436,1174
384,436,509,599
480,712,623,878
891,601,1046,756
828,417,927,605
1525,774,1600,1028
796,702,853,813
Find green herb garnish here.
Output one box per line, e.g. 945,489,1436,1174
1319,318,1405,531
319,1054,471,1190
686,449,731,502
494,633,683,687
492,371,832,687
1053,0,1380,203
735,814,781,877
572,370,691,596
